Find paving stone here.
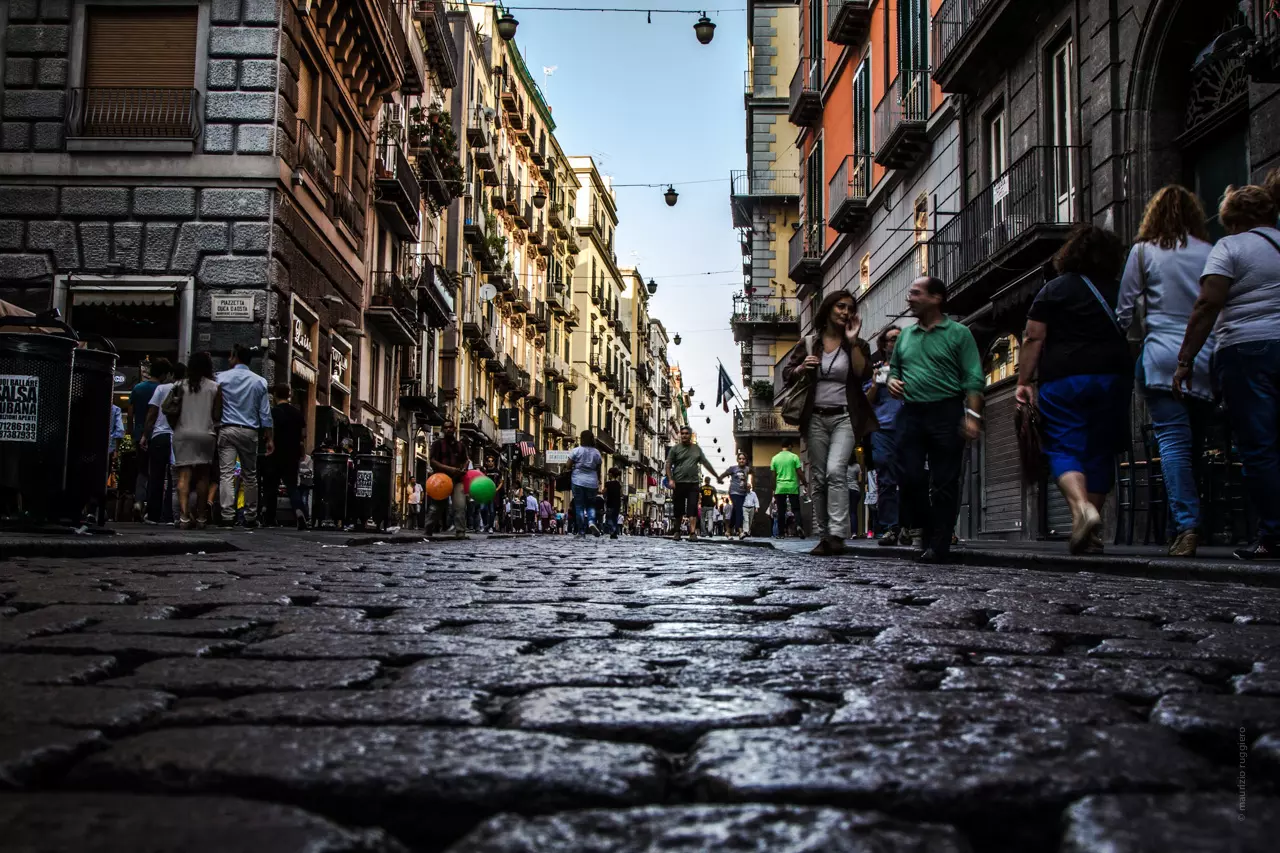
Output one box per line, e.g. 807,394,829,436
830,688,1140,726
0,686,170,730
198,605,370,634
1150,694,1280,742
440,621,620,641
72,726,665,846
991,612,1170,642
0,726,103,788
0,605,176,641
618,622,834,644
874,626,1058,655
0,793,409,853
0,654,116,685
940,663,1206,700
769,643,967,670
243,634,530,662
1234,662,1280,696
1061,792,1280,853
1088,638,1247,666
18,633,242,657
400,655,660,694
670,657,926,694
164,689,488,726
685,723,1216,817
104,658,381,695
447,804,971,853
791,604,979,633
82,618,256,637
502,687,803,749
543,639,757,667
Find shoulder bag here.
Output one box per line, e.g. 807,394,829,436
1250,228,1280,258
1080,275,1124,336
160,383,185,427
778,335,816,426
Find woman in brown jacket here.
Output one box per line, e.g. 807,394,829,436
781,289,878,555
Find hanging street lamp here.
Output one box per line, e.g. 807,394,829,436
496,11,519,41
693,14,716,45
647,278,657,295
532,188,547,209
664,185,679,207
673,333,681,345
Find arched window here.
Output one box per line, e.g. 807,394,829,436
984,335,1020,386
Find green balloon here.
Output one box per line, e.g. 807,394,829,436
469,475,497,505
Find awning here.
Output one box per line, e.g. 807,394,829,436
292,358,318,384
71,284,176,307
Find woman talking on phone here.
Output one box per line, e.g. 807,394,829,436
780,290,878,556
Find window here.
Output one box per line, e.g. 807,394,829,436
1049,38,1077,221
75,5,199,141
805,141,824,230
984,335,1020,385
297,58,318,129
897,0,928,78
985,108,1007,184
370,341,382,406
807,0,823,73
859,253,871,292
334,120,350,183
853,58,871,158
914,195,929,272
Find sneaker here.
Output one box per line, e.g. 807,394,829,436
878,529,900,547
914,547,953,565
588,523,601,537
242,519,259,530
609,532,618,540
1234,539,1280,561
688,531,698,541
454,530,468,540
908,529,925,549
1168,529,1198,558
827,535,848,555
1069,505,1101,555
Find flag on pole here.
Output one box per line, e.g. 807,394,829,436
519,441,536,458
715,363,736,412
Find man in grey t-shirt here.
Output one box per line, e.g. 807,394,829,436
665,424,723,540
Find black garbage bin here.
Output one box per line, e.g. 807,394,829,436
0,324,78,523
351,452,393,530
61,344,117,523
311,451,350,528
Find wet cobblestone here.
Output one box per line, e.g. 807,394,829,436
2,534,1279,850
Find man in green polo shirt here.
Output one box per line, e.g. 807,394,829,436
888,276,984,563
770,439,806,539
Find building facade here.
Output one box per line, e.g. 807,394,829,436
785,0,1279,543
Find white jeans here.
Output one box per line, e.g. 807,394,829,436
807,411,856,540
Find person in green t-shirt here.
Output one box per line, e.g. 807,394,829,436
769,439,807,538
666,424,723,540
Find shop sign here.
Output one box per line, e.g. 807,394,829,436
0,375,39,442
500,428,517,445
354,469,374,498
293,316,314,355
211,293,255,322
292,358,317,384
544,449,571,464
331,346,350,387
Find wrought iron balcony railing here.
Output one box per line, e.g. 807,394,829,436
374,135,421,238
66,87,200,140
828,154,873,233
788,58,822,126
332,176,364,243
827,0,873,46
874,70,931,170
787,218,824,285
730,170,802,199
733,406,799,437
731,295,800,326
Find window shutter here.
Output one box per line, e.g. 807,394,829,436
85,6,198,88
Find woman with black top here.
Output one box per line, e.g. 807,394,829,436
604,467,623,539
1016,225,1130,554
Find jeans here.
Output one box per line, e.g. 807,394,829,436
806,411,856,540
217,425,260,523
145,434,173,523
899,398,967,553
572,484,597,533
429,483,467,533
774,492,802,536
1145,391,1206,535
1217,340,1280,538
871,428,900,531
261,455,305,524
729,493,746,530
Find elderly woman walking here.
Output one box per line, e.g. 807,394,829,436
1175,174,1280,560
1117,185,1214,556
1016,225,1131,554
781,289,877,556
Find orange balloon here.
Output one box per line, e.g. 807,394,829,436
426,473,453,501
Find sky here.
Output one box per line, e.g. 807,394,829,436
505,5,748,470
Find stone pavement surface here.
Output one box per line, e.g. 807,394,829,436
2,533,1279,852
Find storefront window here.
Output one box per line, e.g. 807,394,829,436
984,335,1020,386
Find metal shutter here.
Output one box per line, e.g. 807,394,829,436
85,7,198,87
981,384,1022,533
1046,485,1072,538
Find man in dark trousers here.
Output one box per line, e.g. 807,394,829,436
128,357,166,520
604,467,623,539
889,276,984,564
429,421,469,539
261,385,307,529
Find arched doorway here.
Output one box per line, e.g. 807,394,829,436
1126,0,1257,239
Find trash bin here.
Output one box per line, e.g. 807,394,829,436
0,319,78,523
351,452,392,530
311,450,350,527
61,343,117,522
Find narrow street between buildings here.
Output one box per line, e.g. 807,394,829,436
2,533,1279,852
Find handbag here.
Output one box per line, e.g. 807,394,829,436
160,383,185,426
1015,402,1046,484
778,335,816,426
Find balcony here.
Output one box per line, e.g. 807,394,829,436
410,0,457,89
874,70,931,171
295,120,333,201
734,406,799,438
529,379,547,408
366,272,418,346
543,409,566,436
788,219,823,286
530,299,550,331
459,402,499,446
932,0,1027,94
545,353,569,379
547,200,564,229
516,201,533,229
332,177,364,248
529,219,544,245
374,136,421,239
388,0,425,95
788,58,821,127
595,429,618,455
589,354,603,376
730,170,802,228
565,231,580,254
398,381,445,425
929,145,1089,315
566,306,580,329
65,87,201,152
500,76,524,128
620,444,638,465
410,250,454,329
516,123,533,150
466,105,490,148
827,154,872,234
509,287,530,312
565,368,583,390
414,136,456,208
463,196,488,246
827,0,873,46
731,295,801,343
546,284,567,315
505,176,522,215
532,132,547,166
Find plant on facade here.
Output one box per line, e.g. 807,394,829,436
751,379,774,403
409,104,465,212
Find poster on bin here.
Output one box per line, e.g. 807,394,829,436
0,375,38,442
354,469,374,498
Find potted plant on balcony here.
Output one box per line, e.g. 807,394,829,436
751,379,774,404
411,105,465,212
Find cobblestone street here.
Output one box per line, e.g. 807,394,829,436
3,534,1280,852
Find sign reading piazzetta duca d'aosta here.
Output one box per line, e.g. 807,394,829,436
0,375,39,442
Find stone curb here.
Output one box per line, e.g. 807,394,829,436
0,535,240,560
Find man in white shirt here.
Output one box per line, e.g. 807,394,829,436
742,487,760,540
407,476,423,529
524,490,538,534
139,362,176,524
215,344,273,528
